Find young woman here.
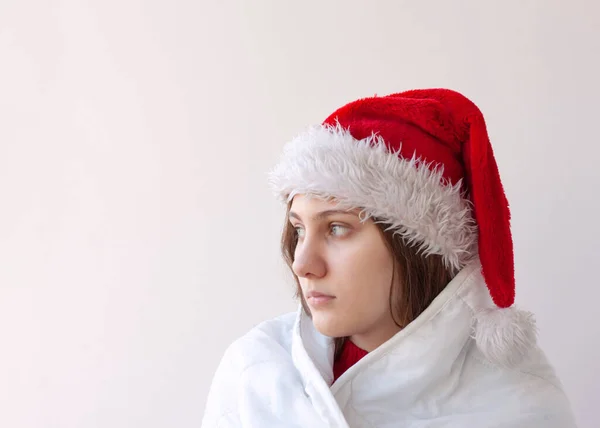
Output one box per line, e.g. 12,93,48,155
201,89,577,427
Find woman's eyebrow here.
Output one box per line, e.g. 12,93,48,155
288,209,357,222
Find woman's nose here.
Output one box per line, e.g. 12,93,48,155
292,238,326,279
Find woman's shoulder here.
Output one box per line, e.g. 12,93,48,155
220,310,298,372
463,341,577,426
239,310,297,349
201,311,299,428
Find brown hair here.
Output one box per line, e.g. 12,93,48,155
280,203,454,358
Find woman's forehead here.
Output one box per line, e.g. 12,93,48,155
289,194,362,217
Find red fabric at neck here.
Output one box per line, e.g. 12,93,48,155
333,339,368,382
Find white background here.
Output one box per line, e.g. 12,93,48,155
1,1,598,427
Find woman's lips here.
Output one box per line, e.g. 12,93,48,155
306,291,335,307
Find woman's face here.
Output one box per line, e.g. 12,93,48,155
289,194,402,351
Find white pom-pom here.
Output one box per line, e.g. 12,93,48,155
473,307,538,368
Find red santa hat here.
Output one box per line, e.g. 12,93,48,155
269,88,537,367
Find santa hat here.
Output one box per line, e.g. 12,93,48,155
268,88,537,367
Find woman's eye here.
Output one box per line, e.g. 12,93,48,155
330,224,349,237
294,227,305,238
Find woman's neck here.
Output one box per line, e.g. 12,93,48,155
350,321,402,352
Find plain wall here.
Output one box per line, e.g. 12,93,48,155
1,1,598,427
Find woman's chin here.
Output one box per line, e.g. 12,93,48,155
312,313,352,338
